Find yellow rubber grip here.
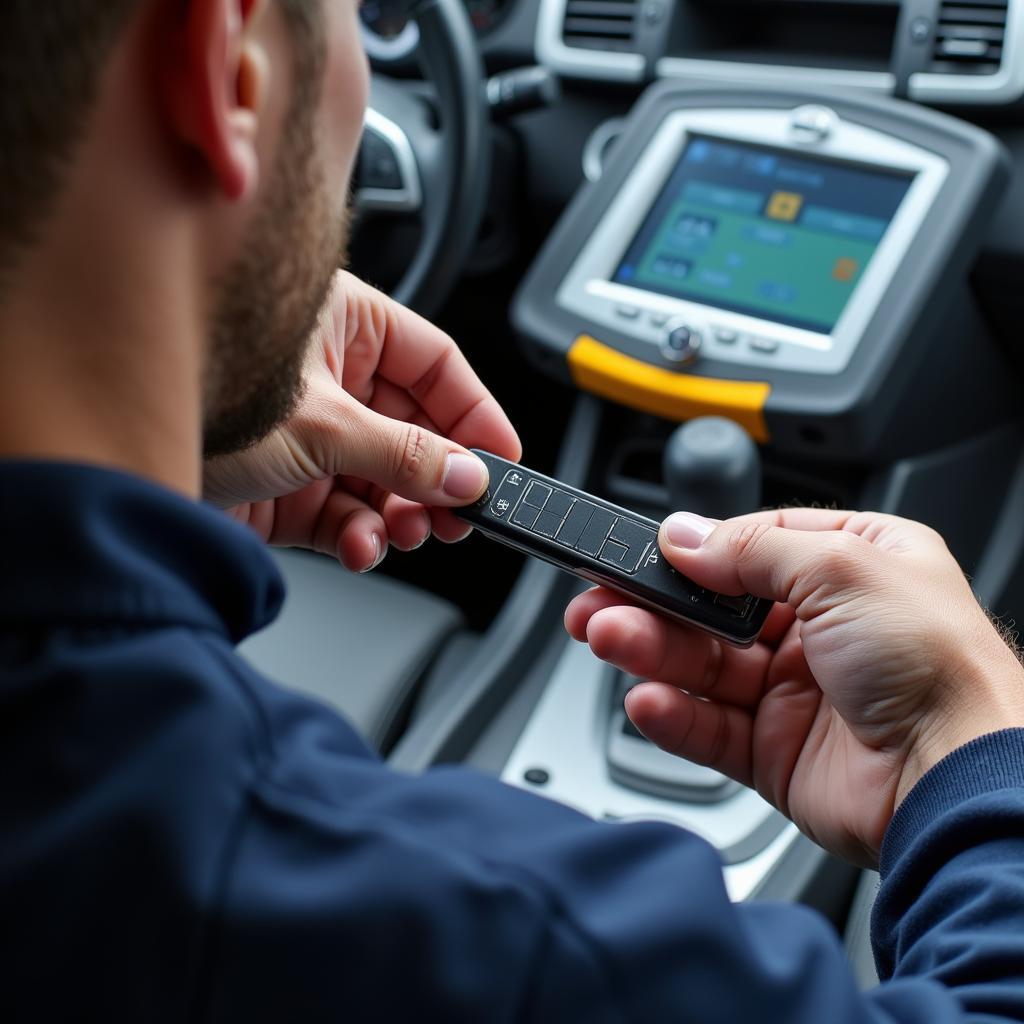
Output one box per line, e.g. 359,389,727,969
567,335,771,443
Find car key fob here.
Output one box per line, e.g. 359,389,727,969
455,451,772,648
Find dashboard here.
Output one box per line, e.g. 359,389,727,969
359,0,1024,387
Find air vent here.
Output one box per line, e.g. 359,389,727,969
930,0,1008,74
562,0,638,53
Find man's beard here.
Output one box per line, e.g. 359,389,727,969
201,86,347,459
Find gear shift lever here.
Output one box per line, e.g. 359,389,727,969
663,417,761,519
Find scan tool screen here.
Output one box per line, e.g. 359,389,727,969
613,135,915,335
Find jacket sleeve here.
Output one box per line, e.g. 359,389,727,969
201,690,1024,1023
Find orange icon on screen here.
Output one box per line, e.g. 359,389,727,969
833,257,859,282
766,191,803,222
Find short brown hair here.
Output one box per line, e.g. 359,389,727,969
0,0,321,290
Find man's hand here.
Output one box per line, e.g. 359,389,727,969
204,272,521,572
566,508,1024,866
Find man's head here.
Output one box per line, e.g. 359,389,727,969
0,0,368,462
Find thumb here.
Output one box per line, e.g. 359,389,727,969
329,399,489,507
658,511,873,608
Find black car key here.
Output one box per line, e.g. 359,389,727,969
455,450,772,648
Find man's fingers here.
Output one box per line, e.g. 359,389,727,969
566,588,773,709
310,488,389,574
340,275,521,462
625,683,754,787
657,508,883,609
328,397,489,507
429,507,474,544
378,493,433,552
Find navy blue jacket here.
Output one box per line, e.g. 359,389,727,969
3,462,1024,1021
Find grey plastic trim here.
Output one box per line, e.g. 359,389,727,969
500,637,795,899
657,58,895,94
355,108,423,214
969,441,1024,607
582,118,628,183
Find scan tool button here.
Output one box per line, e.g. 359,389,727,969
576,508,617,557
749,337,780,355
489,470,527,519
662,325,702,366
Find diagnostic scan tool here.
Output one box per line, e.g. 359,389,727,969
456,450,772,647
513,82,1012,460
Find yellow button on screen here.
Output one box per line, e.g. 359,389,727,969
766,191,804,222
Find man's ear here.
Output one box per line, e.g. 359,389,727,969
163,0,269,201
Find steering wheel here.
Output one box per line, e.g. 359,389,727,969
354,0,491,319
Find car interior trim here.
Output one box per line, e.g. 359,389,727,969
536,0,1024,107
656,58,897,95
909,0,1024,106
534,0,645,82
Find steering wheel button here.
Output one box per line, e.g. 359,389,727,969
714,327,739,344
358,131,404,191
750,337,780,354
616,304,640,320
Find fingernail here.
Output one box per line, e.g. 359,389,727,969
443,453,487,500
360,534,388,573
663,512,716,549
394,514,432,553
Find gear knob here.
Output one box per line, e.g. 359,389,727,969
663,417,761,520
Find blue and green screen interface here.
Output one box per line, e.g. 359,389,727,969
614,136,914,335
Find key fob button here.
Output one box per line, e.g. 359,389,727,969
576,508,616,557
512,504,541,530
555,501,594,547
523,481,551,509
489,470,527,518
545,490,574,519
534,510,564,537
